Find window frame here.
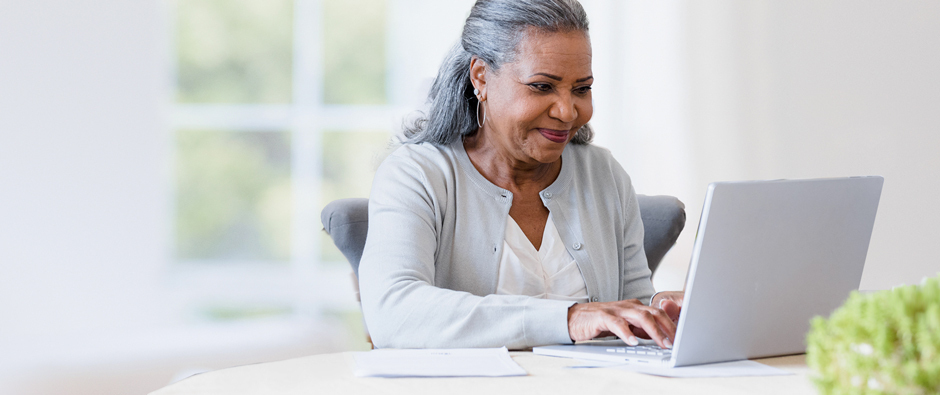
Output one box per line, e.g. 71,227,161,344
167,0,411,319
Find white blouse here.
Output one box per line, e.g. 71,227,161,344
495,214,590,303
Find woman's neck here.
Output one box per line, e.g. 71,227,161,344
463,133,561,193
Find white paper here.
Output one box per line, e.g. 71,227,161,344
566,359,793,378
352,347,527,378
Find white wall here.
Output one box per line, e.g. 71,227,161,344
582,1,940,292
0,2,351,393
664,0,940,290
0,0,172,369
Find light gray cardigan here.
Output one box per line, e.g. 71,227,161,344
359,141,655,349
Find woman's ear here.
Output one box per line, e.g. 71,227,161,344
469,56,487,101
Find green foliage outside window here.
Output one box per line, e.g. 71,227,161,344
176,0,293,103
175,130,292,261
807,274,940,394
323,0,387,104
174,0,389,264
173,0,391,330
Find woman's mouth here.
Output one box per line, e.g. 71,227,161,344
538,128,570,143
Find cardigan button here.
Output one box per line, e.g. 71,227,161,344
591,296,599,302
573,242,582,250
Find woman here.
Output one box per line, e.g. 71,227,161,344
359,0,683,350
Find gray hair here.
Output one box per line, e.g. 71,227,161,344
403,0,593,146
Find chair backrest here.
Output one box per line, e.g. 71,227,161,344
321,195,685,276
635,194,687,273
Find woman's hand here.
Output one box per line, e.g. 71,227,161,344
567,299,677,349
651,291,685,324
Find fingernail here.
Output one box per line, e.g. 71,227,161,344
664,339,673,349
626,337,639,346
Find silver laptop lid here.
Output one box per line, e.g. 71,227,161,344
671,176,883,366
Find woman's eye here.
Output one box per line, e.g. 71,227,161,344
529,83,552,92
575,86,592,95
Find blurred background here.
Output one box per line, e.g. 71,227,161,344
0,0,937,393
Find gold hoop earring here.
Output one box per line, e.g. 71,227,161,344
476,98,486,128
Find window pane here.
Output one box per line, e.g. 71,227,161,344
176,0,293,103
175,130,292,261
323,0,387,105
320,130,392,265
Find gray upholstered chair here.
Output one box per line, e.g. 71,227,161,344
321,195,686,277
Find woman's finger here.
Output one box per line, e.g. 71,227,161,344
602,314,640,346
651,305,678,336
624,307,675,348
628,325,650,339
660,299,681,323
619,304,676,339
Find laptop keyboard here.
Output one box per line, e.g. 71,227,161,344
604,345,672,356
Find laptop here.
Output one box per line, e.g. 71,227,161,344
534,176,884,367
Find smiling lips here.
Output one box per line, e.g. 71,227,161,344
538,128,570,143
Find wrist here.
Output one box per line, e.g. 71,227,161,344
567,303,582,342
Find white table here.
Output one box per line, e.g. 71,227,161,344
151,351,818,395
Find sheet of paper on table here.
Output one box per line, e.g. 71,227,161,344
351,347,527,378
565,359,794,378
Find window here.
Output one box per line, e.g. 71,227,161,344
170,0,426,325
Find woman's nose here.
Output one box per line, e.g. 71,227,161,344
550,93,578,123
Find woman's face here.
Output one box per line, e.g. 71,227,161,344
471,29,593,165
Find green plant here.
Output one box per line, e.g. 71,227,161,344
807,274,940,395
